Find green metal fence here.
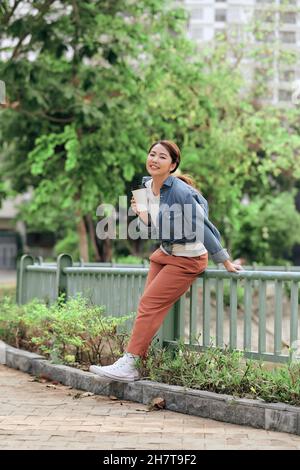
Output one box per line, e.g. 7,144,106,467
17,253,300,363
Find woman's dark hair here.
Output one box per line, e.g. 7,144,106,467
148,140,198,190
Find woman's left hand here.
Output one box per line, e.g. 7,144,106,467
223,259,244,273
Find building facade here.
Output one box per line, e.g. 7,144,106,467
183,0,300,106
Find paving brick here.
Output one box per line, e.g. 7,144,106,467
1,364,300,450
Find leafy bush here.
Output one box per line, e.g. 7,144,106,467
231,191,300,264
54,230,80,260
139,341,300,406
0,286,16,302
0,293,133,367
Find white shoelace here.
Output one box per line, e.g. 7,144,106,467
109,355,134,370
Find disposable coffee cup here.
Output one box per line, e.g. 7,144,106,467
131,188,148,212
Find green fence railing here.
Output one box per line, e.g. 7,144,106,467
16,253,300,363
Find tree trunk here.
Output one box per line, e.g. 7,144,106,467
102,238,112,262
85,214,101,261
130,238,141,256
76,215,89,262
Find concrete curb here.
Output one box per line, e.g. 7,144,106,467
1,342,300,435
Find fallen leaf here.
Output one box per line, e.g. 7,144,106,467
30,374,57,384
81,392,94,398
147,397,166,411
109,395,118,401
72,393,82,399
72,391,94,399
40,374,53,382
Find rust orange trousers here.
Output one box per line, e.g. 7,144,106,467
126,247,208,357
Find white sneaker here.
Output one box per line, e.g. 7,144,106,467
89,354,140,383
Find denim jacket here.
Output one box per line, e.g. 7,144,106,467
137,175,230,264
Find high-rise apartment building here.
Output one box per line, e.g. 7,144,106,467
182,0,300,105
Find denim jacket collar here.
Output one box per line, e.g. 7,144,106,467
141,175,175,188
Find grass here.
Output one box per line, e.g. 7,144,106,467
138,341,300,407
0,285,16,302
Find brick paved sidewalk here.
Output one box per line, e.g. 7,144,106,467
0,365,300,450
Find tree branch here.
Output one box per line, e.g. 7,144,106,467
11,106,74,124
10,0,57,60
2,0,22,27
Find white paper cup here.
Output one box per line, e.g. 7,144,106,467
131,188,148,212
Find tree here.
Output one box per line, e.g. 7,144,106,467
0,0,193,260
1,0,300,264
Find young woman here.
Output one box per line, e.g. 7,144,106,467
90,140,242,382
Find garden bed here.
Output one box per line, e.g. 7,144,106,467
1,291,300,435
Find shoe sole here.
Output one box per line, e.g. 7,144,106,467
89,366,139,383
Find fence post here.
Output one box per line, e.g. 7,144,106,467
17,254,34,305
157,295,186,354
56,254,73,301
155,303,177,350
15,256,20,304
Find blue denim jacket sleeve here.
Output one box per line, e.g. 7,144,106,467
184,192,230,264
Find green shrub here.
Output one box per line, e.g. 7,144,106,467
138,341,300,406
231,191,300,264
54,230,79,260
0,286,16,302
0,293,133,367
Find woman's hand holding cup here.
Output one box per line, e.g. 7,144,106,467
131,189,149,225
131,196,139,215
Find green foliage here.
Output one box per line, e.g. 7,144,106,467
112,255,146,265
0,285,16,302
54,230,79,260
0,293,133,366
230,191,300,264
139,341,300,406
0,0,194,234
1,0,300,264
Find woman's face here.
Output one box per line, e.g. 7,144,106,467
146,144,177,177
